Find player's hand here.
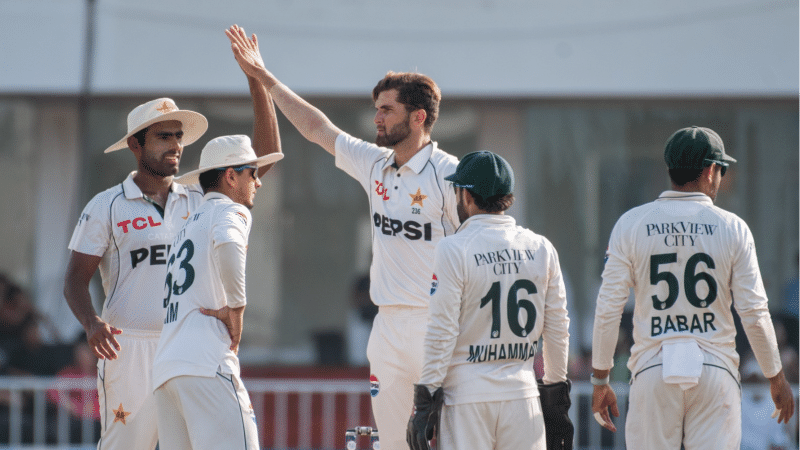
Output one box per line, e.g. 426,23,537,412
591,384,619,432
768,369,795,424
407,385,443,450
225,24,268,80
200,305,244,355
85,316,122,360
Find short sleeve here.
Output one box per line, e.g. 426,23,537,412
335,132,391,192
67,193,113,257
213,204,251,248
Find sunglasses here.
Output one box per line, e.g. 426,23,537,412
219,164,258,180
703,160,727,177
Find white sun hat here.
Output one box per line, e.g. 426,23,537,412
175,135,284,185
103,98,208,153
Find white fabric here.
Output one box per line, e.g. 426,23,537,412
217,242,247,308
365,306,428,450
418,214,570,405
592,191,782,380
439,397,546,450
661,339,704,390
152,192,252,390
154,373,258,450
626,352,741,450
96,330,160,450
68,172,204,332
335,132,459,308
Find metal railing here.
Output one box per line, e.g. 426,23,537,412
0,376,795,450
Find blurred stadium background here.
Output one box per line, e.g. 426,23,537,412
0,0,797,448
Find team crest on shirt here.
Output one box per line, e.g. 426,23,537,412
430,274,438,295
370,374,380,397
409,188,427,209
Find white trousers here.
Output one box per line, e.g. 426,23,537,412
439,397,546,450
626,355,741,450
366,306,428,450
96,330,159,450
154,373,258,450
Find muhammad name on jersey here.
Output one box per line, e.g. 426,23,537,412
467,341,538,363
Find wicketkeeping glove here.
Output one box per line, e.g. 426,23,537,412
406,384,444,450
537,378,574,450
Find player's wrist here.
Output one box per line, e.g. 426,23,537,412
590,373,610,386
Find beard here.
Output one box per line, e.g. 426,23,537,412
140,154,179,178
456,197,468,223
375,116,412,148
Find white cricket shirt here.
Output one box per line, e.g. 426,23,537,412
593,191,782,379
68,172,204,332
152,192,252,390
335,133,460,308
418,214,570,405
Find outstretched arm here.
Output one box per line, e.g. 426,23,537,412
226,24,341,155
248,75,281,177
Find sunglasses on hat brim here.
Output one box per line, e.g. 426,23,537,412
704,159,727,177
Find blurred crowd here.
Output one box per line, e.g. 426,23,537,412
0,273,99,444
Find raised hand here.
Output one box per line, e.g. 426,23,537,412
225,24,268,80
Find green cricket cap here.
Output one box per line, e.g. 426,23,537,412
664,126,737,169
445,150,514,198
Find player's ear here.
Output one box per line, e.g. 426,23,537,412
413,109,426,128
127,135,142,154
224,167,237,187
701,165,715,183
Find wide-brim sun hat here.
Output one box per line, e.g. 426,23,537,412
175,135,284,185
104,98,208,153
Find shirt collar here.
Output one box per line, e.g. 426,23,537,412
121,171,188,200
656,190,714,206
203,191,232,202
381,141,437,174
456,213,515,233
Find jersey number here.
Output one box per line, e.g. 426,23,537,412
480,279,537,339
650,252,717,310
163,239,196,307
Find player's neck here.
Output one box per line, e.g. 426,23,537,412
392,133,431,167
133,170,173,207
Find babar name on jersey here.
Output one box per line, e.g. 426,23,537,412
645,221,718,247
651,312,716,337
473,248,536,275
467,340,537,363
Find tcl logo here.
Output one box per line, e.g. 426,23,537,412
374,181,390,201
117,216,162,233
